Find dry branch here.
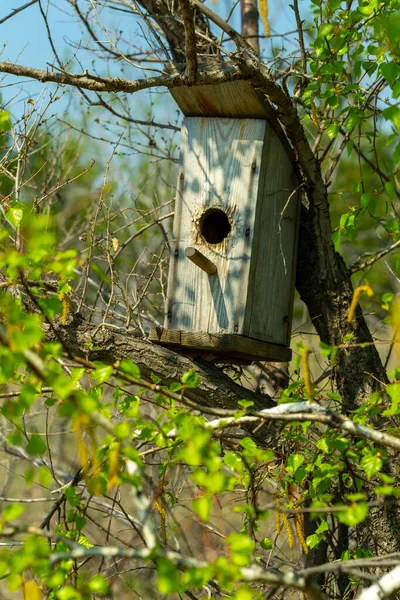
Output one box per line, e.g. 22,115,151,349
178,0,198,83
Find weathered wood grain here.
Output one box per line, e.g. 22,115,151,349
149,327,292,362
166,117,266,336
164,114,300,359
171,80,270,119
244,126,300,346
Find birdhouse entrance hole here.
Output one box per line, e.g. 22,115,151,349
199,208,231,244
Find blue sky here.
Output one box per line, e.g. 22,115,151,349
1,2,79,113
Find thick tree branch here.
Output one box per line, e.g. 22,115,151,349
241,0,259,54
200,402,400,451
42,313,274,414
357,565,400,600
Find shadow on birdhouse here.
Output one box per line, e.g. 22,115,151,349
149,80,300,363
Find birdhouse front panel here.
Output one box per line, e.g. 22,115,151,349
165,117,266,336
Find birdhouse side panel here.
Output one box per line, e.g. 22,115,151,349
166,117,266,335
164,138,186,329
244,125,300,346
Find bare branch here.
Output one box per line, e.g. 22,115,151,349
178,0,198,83
0,60,177,93
292,0,306,73
0,0,38,25
357,565,400,600
190,0,254,52
350,239,400,274
194,402,400,451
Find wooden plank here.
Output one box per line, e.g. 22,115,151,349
244,125,300,346
149,328,292,362
171,80,271,119
165,117,266,336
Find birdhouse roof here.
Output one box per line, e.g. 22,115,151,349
170,79,273,119
170,79,294,161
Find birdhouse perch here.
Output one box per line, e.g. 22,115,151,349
149,80,300,363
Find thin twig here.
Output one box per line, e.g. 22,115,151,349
349,239,400,274
0,0,38,25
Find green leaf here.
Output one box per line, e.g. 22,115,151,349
0,110,11,131
224,451,244,473
26,434,47,456
3,503,25,522
361,453,383,478
381,292,394,310
375,486,394,496
332,230,341,249
228,532,255,554
383,383,400,416
92,363,114,384
233,587,253,600
383,106,400,130
6,202,24,227
319,23,333,37
157,558,179,593
394,142,400,164
260,537,273,550
286,453,304,474
316,438,330,453
360,193,373,207
193,495,211,521
87,575,110,594
118,359,140,380
169,382,182,392
320,342,332,358
385,181,396,202
114,421,131,440
240,437,257,451
338,502,369,526
306,533,324,549
238,399,254,409
315,520,329,534
55,584,79,600
326,123,340,139
181,369,201,389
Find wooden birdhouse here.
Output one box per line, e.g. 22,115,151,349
150,80,300,363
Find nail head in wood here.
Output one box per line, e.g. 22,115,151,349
185,246,217,275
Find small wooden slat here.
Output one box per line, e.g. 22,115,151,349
149,328,292,363
185,247,217,275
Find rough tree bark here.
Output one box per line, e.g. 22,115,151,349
43,314,275,412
